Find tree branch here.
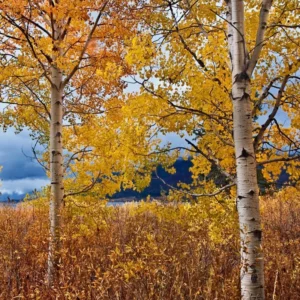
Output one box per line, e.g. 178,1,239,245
64,147,92,171
258,155,300,166
21,14,52,37
64,172,102,198
62,1,109,86
247,0,273,77
253,75,289,151
252,77,280,117
156,170,235,197
185,138,235,181
1,14,52,84
167,0,206,69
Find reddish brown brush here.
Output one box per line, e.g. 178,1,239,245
0,195,299,299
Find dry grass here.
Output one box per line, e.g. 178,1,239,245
0,192,299,299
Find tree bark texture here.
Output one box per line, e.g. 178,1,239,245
47,26,64,286
229,0,265,299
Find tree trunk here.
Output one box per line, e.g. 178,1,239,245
47,33,64,285
229,0,265,299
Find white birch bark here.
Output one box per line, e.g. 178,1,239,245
47,25,64,285
45,6,105,285
228,0,269,298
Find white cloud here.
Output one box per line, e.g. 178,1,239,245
0,178,49,195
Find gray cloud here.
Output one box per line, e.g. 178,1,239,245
0,128,47,180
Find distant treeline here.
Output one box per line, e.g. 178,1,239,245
0,159,290,202
111,158,290,199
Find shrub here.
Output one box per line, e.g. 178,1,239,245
0,191,299,299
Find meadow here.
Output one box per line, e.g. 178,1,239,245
0,191,299,299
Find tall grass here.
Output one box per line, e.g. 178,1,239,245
0,192,299,299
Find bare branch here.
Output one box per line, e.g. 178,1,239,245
21,140,49,171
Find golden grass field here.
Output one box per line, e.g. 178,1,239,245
0,192,299,299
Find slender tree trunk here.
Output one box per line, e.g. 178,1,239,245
229,1,265,299
47,29,64,285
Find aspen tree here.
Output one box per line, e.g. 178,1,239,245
227,1,272,298
0,0,142,284
136,1,299,298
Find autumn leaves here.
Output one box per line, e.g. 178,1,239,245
0,0,300,298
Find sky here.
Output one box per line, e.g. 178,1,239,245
0,128,49,200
